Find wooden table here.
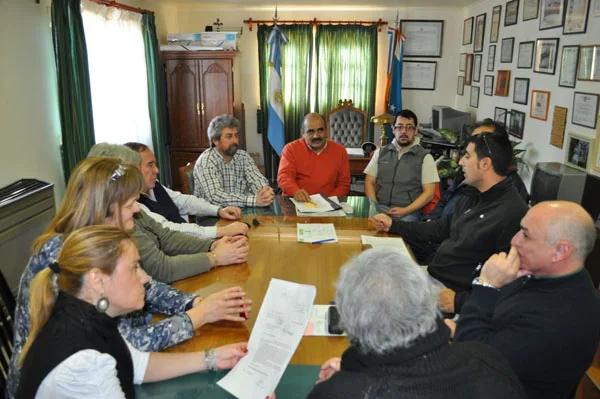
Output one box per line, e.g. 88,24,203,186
169,205,383,366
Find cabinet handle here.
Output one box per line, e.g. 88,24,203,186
201,103,205,116
196,103,200,115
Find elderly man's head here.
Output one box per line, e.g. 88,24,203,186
511,201,595,275
301,113,327,152
336,247,439,355
88,143,141,166
124,142,159,193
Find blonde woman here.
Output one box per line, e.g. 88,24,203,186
17,226,247,398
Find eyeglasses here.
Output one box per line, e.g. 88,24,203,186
393,125,416,132
109,165,126,183
481,133,493,157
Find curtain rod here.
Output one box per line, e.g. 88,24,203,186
88,0,154,15
243,18,388,32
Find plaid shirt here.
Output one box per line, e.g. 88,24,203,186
193,147,269,207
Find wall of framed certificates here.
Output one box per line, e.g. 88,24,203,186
456,0,600,187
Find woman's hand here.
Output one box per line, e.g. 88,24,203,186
214,342,249,370
187,287,252,328
213,236,249,266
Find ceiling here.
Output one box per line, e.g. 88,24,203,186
162,0,478,7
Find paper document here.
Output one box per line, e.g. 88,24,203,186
346,148,364,156
361,235,410,257
304,305,346,336
297,223,338,244
296,196,345,217
290,194,338,213
217,279,316,399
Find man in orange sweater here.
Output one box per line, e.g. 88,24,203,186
277,113,351,201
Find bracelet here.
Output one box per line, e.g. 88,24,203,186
204,348,218,371
211,252,218,267
472,277,499,290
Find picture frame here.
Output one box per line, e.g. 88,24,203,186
509,109,526,139
491,5,502,43
534,38,559,75
463,17,474,45
539,0,565,30
400,20,444,57
495,70,511,96
577,45,600,81
459,52,467,71
563,0,590,34
513,77,530,105
470,86,480,108
593,123,600,172
517,41,535,68
458,76,465,95
473,54,483,82
531,90,551,121
465,53,474,85
523,0,540,20
402,61,437,90
572,91,600,129
487,45,496,71
484,75,495,95
474,13,487,53
565,132,594,172
559,45,580,88
595,0,600,17
505,0,520,25
495,106,508,125
501,37,515,63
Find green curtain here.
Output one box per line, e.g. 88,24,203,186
258,24,313,181
315,25,378,141
142,13,170,185
51,0,96,182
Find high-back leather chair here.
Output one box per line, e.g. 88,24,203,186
178,161,195,195
325,99,367,148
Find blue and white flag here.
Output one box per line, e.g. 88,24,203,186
386,25,404,115
267,26,288,156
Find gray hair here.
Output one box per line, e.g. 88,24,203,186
87,143,141,166
336,247,440,355
546,210,596,260
207,115,240,147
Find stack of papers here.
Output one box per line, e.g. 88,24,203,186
297,223,338,244
290,195,345,217
361,235,411,257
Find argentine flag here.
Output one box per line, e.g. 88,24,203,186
267,26,288,156
387,27,404,115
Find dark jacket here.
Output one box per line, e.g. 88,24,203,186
308,318,526,399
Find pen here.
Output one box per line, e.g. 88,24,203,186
311,239,335,244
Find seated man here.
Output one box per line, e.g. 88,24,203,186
194,115,274,208
452,201,600,399
373,131,528,313
124,142,247,239
308,247,526,399
364,109,439,222
277,113,350,201
427,119,529,221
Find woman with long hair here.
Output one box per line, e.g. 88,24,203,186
17,226,247,398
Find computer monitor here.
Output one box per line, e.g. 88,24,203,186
432,106,472,134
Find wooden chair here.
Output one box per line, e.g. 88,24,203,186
0,268,15,393
178,161,195,195
325,99,367,148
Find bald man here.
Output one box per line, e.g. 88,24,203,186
277,113,351,202
452,201,600,399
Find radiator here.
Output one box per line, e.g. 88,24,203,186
0,179,55,296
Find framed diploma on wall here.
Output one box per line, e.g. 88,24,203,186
401,61,437,90
401,20,444,57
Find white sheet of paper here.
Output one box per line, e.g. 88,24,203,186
217,279,316,399
361,235,410,257
346,148,364,156
296,196,345,217
290,194,335,213
297,223,339,244
303,305,346,336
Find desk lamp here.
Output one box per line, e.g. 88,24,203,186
370,112,395,146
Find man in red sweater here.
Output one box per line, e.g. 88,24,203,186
277,113,351,201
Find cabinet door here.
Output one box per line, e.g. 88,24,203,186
166,60,203,151
199,59,233,148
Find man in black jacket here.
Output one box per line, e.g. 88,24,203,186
452,201,600,399
373,130,528,313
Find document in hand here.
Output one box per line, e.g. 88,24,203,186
217,279,316,399
289,194,341,213
361,235,411,257
297,223,338,244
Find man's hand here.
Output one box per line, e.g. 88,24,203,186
219,206,241,220
371,213,392,232
293,189,311,202
256,186,274,207
386,207,408,218
217,222,249,237
439,288,456,314
316,357,341,384
444,319,456,339
479,246,532,288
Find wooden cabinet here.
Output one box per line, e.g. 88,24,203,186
163,51,242,191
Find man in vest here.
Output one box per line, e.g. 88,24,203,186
364,109,439,221
124,142,248,239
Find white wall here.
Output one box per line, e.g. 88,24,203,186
0,0,65,202
159,5,463,164
459,0,600,187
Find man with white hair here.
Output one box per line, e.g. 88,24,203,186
453,201,600,399
309,247,526,398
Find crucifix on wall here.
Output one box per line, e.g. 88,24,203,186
213,18,223,32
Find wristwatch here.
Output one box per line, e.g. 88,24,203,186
472,277,499,290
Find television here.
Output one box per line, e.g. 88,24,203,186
432,106,472,134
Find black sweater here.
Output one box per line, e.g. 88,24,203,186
389,178,528,311
308,318,526,398
455,269,600,399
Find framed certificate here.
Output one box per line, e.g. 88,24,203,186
470,86,480,108
577,45,600,81
559,45,579,88
523,0,540,20
473,54,482,82
565,132,594,172
401,61,437,90
495,107,508,125
563,0,590,34
572,91,599,129
495,70,511,96
490,5,502,43
459,52,467,71
513,77,530,105
465,53,474,85
484,75,494,96
540,0,565,30
509,109,526,139
463,17,474,45
530,90,551,121
474,13,486,53
457,76,465,95
534,37,559,75
401,20,444,57
487,45,496,71
501,37,515,63
593,125,600,172
505,0,520,25
517,41,534,69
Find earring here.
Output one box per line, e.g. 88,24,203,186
96,297,110,313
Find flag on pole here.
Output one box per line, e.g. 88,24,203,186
386,23,405,115
267,26,288,156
